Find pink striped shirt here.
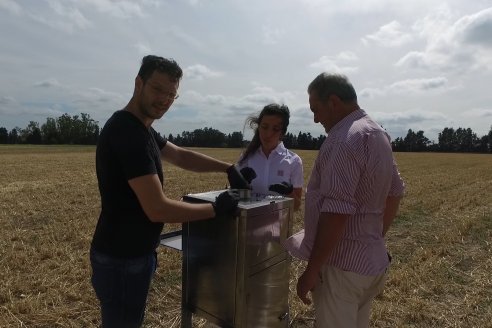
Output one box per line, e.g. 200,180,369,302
284,109,405,275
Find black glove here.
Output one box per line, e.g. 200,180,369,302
268,181,294,195
212,190,240,217
226,165,250,189
240,167,257,184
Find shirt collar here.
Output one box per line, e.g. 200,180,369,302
256,141,287,157
273,141,287,156
330,109,367,134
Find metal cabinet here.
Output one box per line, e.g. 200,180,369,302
161,190,293,328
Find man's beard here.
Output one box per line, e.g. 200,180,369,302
140,99,166,120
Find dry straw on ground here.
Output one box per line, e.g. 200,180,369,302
0,145,491,327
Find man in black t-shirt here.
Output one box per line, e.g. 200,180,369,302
91,55,250,328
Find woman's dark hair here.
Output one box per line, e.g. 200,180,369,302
239,103,290,165
137,55,183,83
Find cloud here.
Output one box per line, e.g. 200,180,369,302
372,109,452,140
165,26,203,49
28,1,92,33
389,77,448,92
396,7,492,72
0,0,22,15
185,90,228,105
0,95,65,118
33,78,62,88
462,108,492,118
374,109,448,125
362,20,413,47
262,25,285,45
187,0,205,6
79,0,146,19
184,64,223,80
179,84,296,126
84,87,125,104
0,95,16,105
309,51,359,73
360,77,448,98
21,0,155,34
134,43,152,55
456,7,492,47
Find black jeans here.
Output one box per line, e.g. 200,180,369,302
90,249,157,328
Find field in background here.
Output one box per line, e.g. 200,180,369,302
0,145,491,328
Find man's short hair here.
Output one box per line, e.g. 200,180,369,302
308,73,357,102
138,55,183,83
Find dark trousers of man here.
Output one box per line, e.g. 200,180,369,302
90,249,157,328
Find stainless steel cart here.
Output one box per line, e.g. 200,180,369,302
160,190,294,328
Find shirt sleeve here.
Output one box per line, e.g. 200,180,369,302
151,128,167,150
111,125,158,181
290,155,304,188
389,158,405,197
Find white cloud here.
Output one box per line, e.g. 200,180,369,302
187,0,205,6
0,1,490,140
134,43,152,55
165,26,203,49
0,95,65,118
374,109,448,125
262,25,285,45
33,78,62,88
79,0,146,18
28,1,92,33
362,21,413,47
0,0,22,15
397,7,492,72
372,109,452,141
360,77,448,98
456,7,492,47
462,108,492,118
310,51,359,73
184,64,223,81
0,95,17,107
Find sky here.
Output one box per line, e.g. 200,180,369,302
1,0,491,142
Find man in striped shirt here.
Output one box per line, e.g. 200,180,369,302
284,73,405,327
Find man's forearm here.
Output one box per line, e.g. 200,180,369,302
177,148,231,172
382,196,402,236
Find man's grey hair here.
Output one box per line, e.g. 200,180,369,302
308,73,357,102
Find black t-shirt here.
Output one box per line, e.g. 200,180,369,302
91,110,167,258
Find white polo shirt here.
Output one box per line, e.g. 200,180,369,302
238,142,303,196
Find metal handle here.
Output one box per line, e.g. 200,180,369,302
278,312,289,321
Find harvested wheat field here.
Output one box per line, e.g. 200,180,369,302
0,145,491,328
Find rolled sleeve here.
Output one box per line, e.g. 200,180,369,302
291,156,304,188
321,197,357,215
389,159,405,197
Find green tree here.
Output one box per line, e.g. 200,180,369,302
57,113,74,144
0,127,8,143
227,131,243,148
454,127,478,152
23,121,42,144
41,117,60,144
392,137,405,152
8,127,21,144
488,126,492,153
438,127,455,152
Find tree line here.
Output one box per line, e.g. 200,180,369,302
168,130,327,150
0,113,99,145
392,127,492,153
1,113,491,153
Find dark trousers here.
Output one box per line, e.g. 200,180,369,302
90,249,157,328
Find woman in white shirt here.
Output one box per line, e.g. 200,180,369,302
238,103,303,211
